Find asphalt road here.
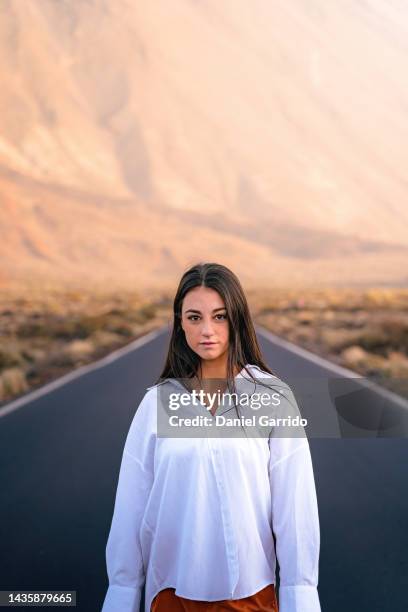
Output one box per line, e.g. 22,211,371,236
0,325,407,611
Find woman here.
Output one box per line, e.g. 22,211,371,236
101,262,322,612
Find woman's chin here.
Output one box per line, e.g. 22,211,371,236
198,349,221,360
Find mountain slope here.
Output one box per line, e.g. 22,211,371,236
0,0,407,289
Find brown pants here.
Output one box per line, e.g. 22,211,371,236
151,583,278,611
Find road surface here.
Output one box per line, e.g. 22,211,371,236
0,325,407,611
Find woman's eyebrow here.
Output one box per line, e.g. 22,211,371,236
185,307,227,314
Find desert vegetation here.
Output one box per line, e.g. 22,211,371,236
248,287,408,399
0,286,171,405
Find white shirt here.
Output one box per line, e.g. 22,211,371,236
101,364,321,612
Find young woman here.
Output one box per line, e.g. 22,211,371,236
101,262,322,612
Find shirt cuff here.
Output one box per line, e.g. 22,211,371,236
279,585,321,612
101,584,142,612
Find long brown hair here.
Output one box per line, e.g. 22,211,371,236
155,262,277,398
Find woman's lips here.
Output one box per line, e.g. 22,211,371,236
200,342,217,347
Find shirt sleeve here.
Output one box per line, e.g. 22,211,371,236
268,385,321,612
101,388,156,612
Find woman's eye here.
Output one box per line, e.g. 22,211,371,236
215,314,227,320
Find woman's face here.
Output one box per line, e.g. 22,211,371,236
180,286,230,363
